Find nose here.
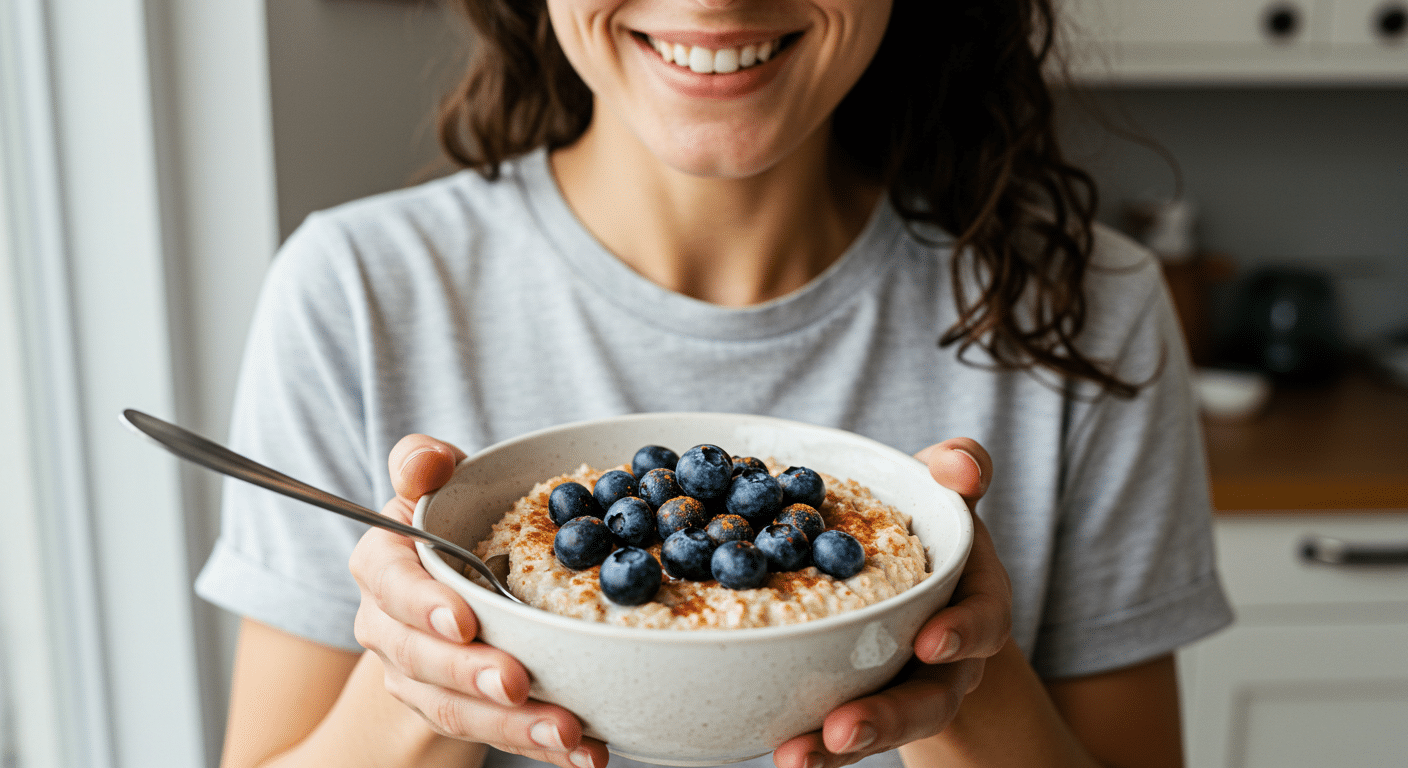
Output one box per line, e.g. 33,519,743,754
691,0,741,8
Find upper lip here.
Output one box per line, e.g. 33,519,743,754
635,29,799,50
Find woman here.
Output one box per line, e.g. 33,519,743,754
195,0,1232,766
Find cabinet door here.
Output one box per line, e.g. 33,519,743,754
1056,0,1408,81
1059,0,1331,46
1180,623,1408,768
1330,0,1408,44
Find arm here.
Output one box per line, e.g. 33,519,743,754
219,619,484,768
895,644,1183,768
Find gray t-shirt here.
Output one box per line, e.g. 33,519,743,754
195,150,1232,767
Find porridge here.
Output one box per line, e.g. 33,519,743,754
471,445,930,629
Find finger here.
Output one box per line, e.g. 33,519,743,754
385,674,603,768
912,515,1012,664
350,525,481,648
388,434,468,503
914,438,991,509
772,731,834,768
496,741,610,768
816,658,985,757
357,604,530,707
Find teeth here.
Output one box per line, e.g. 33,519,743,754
713,48,739,74
648,36,784,74
688,46,713,73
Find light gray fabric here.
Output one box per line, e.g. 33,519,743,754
195,149,1232,766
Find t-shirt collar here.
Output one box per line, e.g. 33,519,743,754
514,148,908,341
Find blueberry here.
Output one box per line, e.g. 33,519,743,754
548,481,604,526
676,444,733,500
778,466,826,509
599,547,663,606
705,513,754,545
638,468,684,511
593,469,638,511
553,516,614,569
755,524,812,572
631,445,679,479
731,456,768,477
724,469,783,528
710,540,769,590
661,528,716,581
656,496,710,540
605,496,655,546
774,503,824,542
812,530,865,579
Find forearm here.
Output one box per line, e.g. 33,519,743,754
898,641,1100,768
258,651,484,768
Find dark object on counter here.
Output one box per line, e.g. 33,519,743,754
1216,266,1343,385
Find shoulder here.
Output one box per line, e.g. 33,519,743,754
1084,221,1164,309
294,162,527,261
265,158,538,302
1075,223,1172,361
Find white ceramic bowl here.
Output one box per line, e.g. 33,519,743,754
413,413,972,766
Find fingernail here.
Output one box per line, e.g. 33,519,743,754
531,721,567,751
840,722,877,753
399,446,439,476
927,629,962,663
476,667,511,706
953,448,982,480
803,753,825,768
430,606,463,643
569,748,595,768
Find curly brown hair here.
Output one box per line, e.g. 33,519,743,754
437,0,1137,397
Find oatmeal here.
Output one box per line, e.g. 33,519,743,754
472,462,929,629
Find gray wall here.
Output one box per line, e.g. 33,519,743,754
266,0,464,241
1058,87,1408,344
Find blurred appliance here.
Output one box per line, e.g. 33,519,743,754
1217,265,1344,384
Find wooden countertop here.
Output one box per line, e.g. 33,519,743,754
1204,367,1408,513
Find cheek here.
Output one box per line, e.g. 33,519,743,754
544,0,620,88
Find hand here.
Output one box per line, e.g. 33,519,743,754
350,435,608,768
773,438,1013,768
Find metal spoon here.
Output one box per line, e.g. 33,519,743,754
120,408,520,603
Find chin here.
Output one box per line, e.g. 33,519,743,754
647,121,806,180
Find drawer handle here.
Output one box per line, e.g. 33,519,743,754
1300,536,1408,566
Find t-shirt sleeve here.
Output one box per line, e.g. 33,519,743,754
1031,247,1234,679
194,215,377,651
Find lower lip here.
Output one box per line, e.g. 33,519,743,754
633,35,788,100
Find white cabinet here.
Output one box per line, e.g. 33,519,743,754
1178,514,1408,768
1059,0,1408,83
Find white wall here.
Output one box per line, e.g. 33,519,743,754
2,1,468,765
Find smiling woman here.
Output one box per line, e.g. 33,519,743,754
195,1,1232,768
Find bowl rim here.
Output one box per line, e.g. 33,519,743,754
414,412,974,644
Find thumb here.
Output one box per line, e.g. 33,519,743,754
914,438,991,510
387,434,467,503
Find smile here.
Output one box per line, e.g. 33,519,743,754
640,33,796,75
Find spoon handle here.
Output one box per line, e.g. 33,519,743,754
119,408,506,592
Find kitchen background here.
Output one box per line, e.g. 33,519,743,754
0,0,1404,766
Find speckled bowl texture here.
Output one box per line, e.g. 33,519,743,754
413,413,973,766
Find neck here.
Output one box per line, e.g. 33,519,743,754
550,112,882,307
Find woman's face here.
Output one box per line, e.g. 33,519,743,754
547,0,892,179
